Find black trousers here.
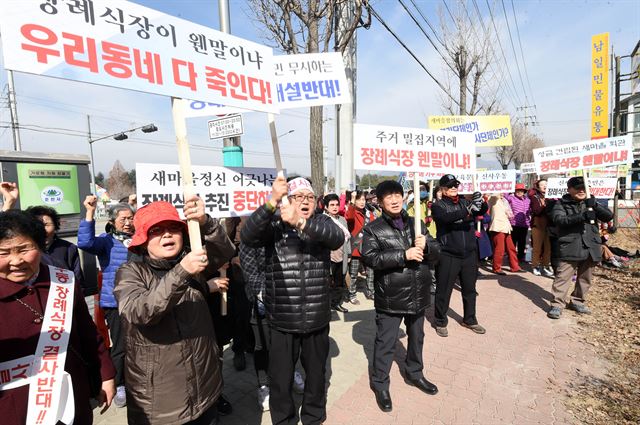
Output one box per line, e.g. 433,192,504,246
330,261,347,306
434,253,478,327
371,311,425,392
103,307,125,387
511,226,528,261
269,325,330,425
185,402,219,425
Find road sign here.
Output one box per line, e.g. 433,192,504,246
208,115,244,140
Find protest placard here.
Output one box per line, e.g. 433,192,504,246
475,169,517,193
546,177,617,199
0,0,276,112
353,124,476,173
533,135,633,174
136,163,278,217
407,171,475,194
428,115,512,147
519,162,536,174
208,114,244,139
589,165,629,178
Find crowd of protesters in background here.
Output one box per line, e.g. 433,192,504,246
1,169,627,423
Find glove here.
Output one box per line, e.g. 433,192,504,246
584,210,596,223
472,191,483,201
467,203,481,214
585,196,596,209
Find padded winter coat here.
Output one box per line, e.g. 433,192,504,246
114,216,235,424
240,205,344,333
77,220,129,308
549,194,613,263
431,196,488,258
361,210,440,315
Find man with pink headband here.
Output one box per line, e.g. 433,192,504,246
241,175,344,425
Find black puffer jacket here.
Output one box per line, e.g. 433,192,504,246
431,196,488,258
361,210,440,315
549,194,613,262
240,205,344,333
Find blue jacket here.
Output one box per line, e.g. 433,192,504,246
77,220,129,308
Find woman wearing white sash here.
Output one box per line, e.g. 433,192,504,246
0,210,116,425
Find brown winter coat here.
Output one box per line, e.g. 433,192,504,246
114,216,236,425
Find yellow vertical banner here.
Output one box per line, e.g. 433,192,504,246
591,33,609,139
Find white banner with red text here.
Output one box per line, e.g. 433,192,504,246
136,163,279,217
547,177,618,199
533,135,633,174
0,0,276,112
407,169,516,194
353,123,476,174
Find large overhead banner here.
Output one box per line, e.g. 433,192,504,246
136,163,278,218
0,0,276,112
532,135,633,174
591,33,609,139
428,115,513,147
353,124,476,174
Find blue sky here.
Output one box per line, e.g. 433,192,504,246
0,0,638,178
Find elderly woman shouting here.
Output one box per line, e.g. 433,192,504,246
114,196,236,425
0,210,115,425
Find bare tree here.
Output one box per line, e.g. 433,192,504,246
248,0,369,195
437,1,499,116
106,160,134,201
495,122,544,169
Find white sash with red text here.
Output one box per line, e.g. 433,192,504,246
0,266,75,425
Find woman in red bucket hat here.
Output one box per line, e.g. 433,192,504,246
113,195,236,424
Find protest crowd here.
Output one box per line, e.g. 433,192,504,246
3,165,636,425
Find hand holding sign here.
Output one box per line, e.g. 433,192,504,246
414,234,426,251
269,175,288,208
0,181,18,211
183,194,206,225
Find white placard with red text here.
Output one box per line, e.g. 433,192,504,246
547,177,617,199
533,135,633,174
136,163,278,218
354,124,476,174
0,0,276,112
475,169,517,193
184,52,350,117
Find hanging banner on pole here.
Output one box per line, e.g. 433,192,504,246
208,114,244,139
0,0,277,112
519,162,537,174
136,163,279,218
591,33,609,139
427,115,513,147
353,123,476,174
547,177,617,199
533,135,633,174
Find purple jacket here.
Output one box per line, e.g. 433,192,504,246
506,193,531,227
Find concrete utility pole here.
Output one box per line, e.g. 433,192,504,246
335,1,357,193
218,0,244,166
7,70,22,151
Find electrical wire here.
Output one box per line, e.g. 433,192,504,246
509,0,536,108
499,0,529,102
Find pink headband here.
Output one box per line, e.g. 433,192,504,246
287,177,314,196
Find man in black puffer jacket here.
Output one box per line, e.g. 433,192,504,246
431,174,488,338
241,175,343,425
361,180,440,413
546,176,613,319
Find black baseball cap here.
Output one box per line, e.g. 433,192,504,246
439,174,461,188
567,176,585,190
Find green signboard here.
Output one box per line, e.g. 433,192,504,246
16,163,80,214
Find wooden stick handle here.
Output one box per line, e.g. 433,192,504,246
219,267,227,316
269,113,289,206
413,174,421,245
473,174,481,232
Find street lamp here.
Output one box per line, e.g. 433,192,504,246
278,129,295,138
87,115,158,195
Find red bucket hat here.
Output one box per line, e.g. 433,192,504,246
128,201,186,251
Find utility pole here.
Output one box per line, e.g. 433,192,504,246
612,55,621,225
7,70,22,151
218,0,243,166
335,0,357,193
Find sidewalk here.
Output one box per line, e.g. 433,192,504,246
94,268,608,424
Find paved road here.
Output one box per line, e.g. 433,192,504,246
93,268,607,425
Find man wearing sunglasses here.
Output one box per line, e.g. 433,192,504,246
241,176,343,425
431,174,488,338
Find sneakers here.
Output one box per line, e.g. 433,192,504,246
547,306,562,319
532,267,542,276
493,270,507,276
331,303,349,313
542,267,554,278
567,303,591,314
364,291,375,301
257,385,270,411
293,371,305,394
462,323,486,334
348,297,360,305
435,326,448,337
114,385,126,408
608,257,623,268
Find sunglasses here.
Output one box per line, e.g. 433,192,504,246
148,223,184,237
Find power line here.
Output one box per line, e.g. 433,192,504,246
499,0,529,102
408,0,447,48
367,2,462,109
509,0,536,108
